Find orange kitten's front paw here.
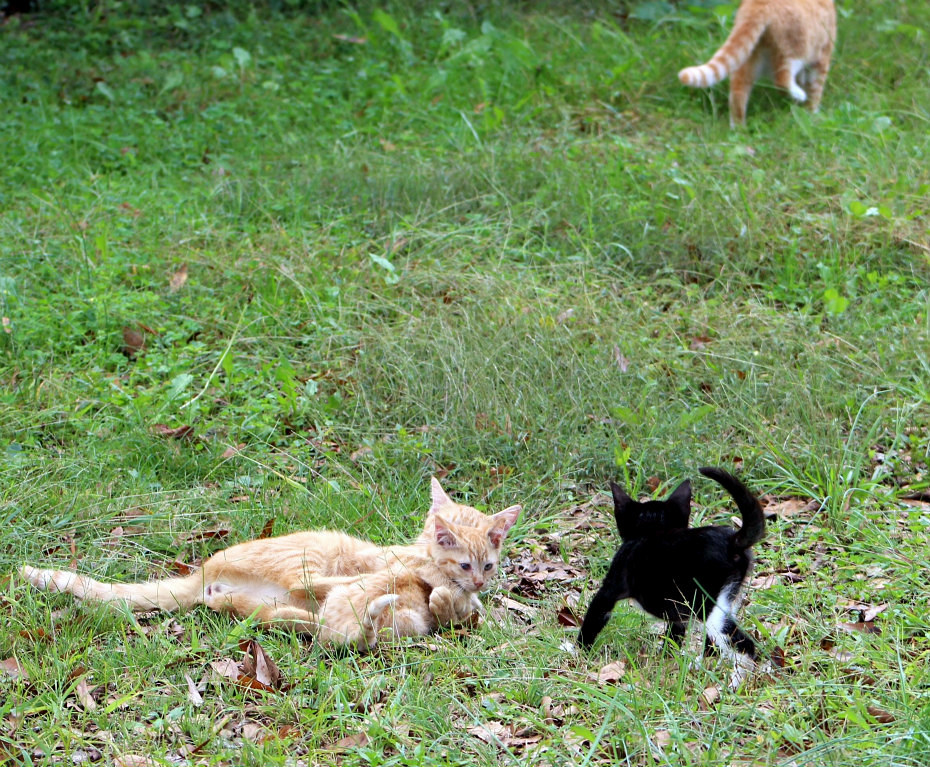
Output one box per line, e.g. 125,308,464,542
428,586,458,626
456,593,484,628
429,587,482,628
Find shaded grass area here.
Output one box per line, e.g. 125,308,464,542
1,0,929,764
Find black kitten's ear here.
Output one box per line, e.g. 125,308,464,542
666,479,692,521
610,481,633,532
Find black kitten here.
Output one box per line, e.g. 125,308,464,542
578,467,765,682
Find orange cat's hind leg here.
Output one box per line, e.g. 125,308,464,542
773,55,809,104
727,61,755,127
805,51,833,113
203,582,321,633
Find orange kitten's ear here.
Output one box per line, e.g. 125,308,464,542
487,505,521,548
430,477,455,515
433,515,459,549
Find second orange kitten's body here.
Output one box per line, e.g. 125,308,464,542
22,478,521,649
678,0,836,126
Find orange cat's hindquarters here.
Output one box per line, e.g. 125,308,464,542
21,565,206,612
728,58,757,127
679,5,768,89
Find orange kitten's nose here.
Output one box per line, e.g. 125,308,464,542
473,578,485,590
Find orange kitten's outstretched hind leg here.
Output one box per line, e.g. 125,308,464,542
21,565,206,612
203,581,409,649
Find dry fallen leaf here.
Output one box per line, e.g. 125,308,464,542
239,638,285,691
838,621,881,635
114,756,157,767
699,685,720,710
762,497,819,519
240,721,267,742
689,335,712,350
770,646,787,668
210,658,241,683
184,674,203,707
866,705,895,724
258,518,275,540
152,423,195,441
1,656,26,681
332,33,367,44
169,264,188,293
121,326,145,357
350,446,374,462
612,346,630,372
498,596,539,618
75,676,98,711
556,605,581,627
221,443,245,460
185,526,230,542
751,573,782,589
170,559,197,576
540,696,576,726
594,660,626,685
467,721,509,745
330,732,370,750
838,600,889,623
653,729,672,750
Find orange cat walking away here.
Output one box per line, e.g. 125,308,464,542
21,478,522,649
678,0,836,126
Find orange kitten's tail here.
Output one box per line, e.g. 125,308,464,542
678,12,768,88
21,565,205,612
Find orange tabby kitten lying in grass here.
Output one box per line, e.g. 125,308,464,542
22,478,522,649
678,0,836,126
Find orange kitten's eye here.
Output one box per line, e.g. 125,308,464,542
483,563,493,571
460,563,472,571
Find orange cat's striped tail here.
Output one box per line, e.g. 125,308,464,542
678,12,768,88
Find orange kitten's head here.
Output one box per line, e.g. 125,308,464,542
423,477,521,594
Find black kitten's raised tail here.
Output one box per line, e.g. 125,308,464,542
698,467,765,550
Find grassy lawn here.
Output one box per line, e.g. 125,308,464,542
1,0,928,764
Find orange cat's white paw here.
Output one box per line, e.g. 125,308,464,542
367,593,399,621
203,582,235,609
358,594,399,648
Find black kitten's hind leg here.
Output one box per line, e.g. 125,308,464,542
727,621,757,659
705,616,757,660
578,556,629,647
578,583,622,647
707,616,759,688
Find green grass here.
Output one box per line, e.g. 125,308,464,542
1,0,929,764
